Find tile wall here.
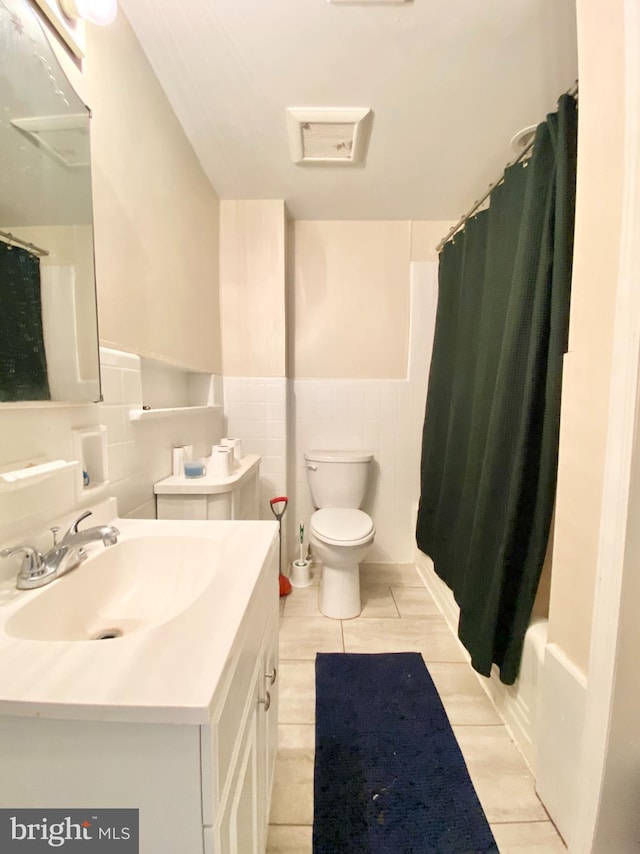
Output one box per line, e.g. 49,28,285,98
98,349,223,519
221,261,438,569
0,347,223,552
293,261,437,565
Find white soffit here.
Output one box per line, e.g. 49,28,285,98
287,108,373,165
328,0,410,4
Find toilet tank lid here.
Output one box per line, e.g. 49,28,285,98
305,450,373,463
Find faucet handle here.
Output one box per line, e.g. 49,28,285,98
64,509,93,539
50,527,61,547
0,545,45,580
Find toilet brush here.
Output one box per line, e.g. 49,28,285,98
269,496,292,597
291,522,312,588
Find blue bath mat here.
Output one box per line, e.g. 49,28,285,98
313,652,498,854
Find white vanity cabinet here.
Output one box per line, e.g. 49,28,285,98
155,454,261,521
202,556,280,854
0,515,280,854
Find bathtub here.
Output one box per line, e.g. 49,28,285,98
415,549,548,772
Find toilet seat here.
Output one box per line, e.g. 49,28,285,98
311,508,374,546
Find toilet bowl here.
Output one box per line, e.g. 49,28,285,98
304,450,375,620
310,508,375,619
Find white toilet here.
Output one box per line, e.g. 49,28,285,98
304,450,375,619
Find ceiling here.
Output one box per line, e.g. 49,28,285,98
118,0,578,221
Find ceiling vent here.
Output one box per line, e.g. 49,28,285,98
11,115,90,168
287,108,373,165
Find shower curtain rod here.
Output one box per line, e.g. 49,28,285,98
0,229,49,258
435,81,579,253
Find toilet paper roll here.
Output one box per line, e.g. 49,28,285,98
209,446,232,478
220,437,243,464
172,446,185,476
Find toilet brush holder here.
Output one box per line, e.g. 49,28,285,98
291,559,312,588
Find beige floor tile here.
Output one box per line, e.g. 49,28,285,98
391,586,441,617
282,586,321,617
427,662,502,726
279,616,343,660
270,725,315,826
342,616,467,662
278,661,316,725
361,562,424,586
359,584,400,617
490,821,567,852
266,825,313,853
453,725,548,824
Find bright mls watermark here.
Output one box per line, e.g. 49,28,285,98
0,809,138,851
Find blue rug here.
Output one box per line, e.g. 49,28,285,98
313,652,498,854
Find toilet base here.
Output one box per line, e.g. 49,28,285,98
319,562,361,619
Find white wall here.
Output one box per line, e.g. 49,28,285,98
292,221,411,380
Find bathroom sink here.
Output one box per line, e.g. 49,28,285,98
4,535,216,642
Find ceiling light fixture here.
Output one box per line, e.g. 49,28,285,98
510,125,537,154
58,0,117,26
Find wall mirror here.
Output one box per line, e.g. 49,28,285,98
0,0,101,402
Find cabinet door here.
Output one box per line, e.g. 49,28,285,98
257,607,279,853
216,660,262,854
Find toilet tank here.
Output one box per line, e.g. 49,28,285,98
304,450,373,509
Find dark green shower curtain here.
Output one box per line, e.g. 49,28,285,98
0,243,50,401
416,94,577,685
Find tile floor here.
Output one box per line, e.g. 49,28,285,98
267,564,567,854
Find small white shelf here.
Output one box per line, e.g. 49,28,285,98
129,405,219,422
0,459,79,491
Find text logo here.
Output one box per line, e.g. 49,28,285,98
0,809,138,851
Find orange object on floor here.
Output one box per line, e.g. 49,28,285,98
279,574,292,597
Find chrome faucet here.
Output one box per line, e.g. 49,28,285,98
0,510,120,590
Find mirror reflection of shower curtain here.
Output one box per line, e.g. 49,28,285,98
0,242,50,401
40,264,95,401
416,94,578,686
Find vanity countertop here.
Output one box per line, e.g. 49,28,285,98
154,453,260,494
0,508,278,725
